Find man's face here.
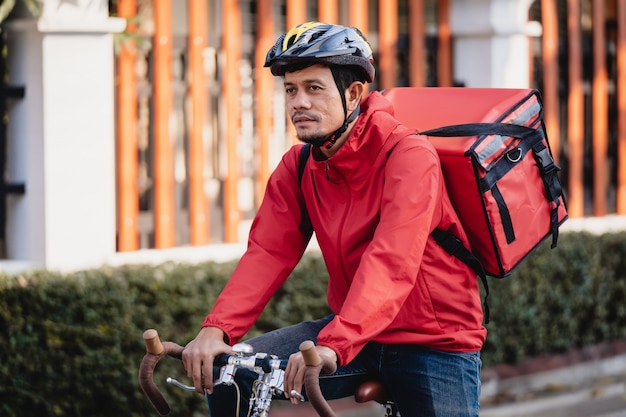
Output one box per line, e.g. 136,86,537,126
284,64,344,145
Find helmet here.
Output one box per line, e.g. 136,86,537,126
264,22,375,83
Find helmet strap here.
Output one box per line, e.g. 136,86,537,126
322,66,361,149
322,104,360,149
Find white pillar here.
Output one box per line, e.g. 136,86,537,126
451,0,537,88
3,1,124,272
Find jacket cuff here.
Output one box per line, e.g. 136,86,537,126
201,316,233,345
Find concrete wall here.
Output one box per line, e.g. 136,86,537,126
451,0,536,88
3,1,124,272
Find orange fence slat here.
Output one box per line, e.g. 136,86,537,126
116,0,139,251
255,0,274,206
188,0,209,245
617,0,626,214
437,0,452,87
408,0,425,87
379,0,398,89
349,0,369,94
287,0,307,30
286,0,306,145
592,0,608,216
223,0,242,242
318,0,338,23
349,0,368,32
541,0,560,164
153,0,175,247
566,0,585,218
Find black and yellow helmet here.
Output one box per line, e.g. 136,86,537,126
264,21,375,83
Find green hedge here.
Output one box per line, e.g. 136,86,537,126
1,231,625,416
0,256,330,417
484,231,626,364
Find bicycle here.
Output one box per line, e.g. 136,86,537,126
138,329,399,417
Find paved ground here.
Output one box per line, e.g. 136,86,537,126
480,343,626,417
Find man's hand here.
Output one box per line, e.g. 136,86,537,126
182,327,233,395
283,345,338,405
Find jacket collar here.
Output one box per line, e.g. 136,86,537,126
310,92,403,182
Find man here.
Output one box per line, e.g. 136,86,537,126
183,22,486,417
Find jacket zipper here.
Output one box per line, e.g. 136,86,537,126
324,159,352,281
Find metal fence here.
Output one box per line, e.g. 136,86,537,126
108,0,626,250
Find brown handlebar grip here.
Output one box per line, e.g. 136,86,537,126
300,340,321,367
143,329,164,355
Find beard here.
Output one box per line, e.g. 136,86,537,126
298,133,329,147
292,111,330,147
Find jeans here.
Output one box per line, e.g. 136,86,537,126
207,315,481,417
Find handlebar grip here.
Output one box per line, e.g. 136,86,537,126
144,328,164,355
299,340,321,367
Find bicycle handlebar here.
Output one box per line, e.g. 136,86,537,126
139,330,342,417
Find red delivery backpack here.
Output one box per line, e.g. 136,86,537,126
381,87,568,280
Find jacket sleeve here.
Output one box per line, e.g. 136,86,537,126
202,146,313,344
317,137,445,365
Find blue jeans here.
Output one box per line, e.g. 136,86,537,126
208,315,481,417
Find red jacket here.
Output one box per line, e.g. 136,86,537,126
203,91,486,366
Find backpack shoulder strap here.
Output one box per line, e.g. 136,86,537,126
298,144,311,184
431,228,490,323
